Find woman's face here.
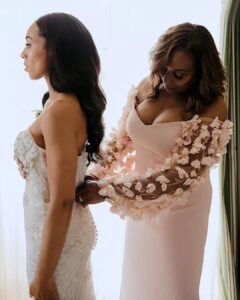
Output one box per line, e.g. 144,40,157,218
160,50,196,94
20,22,47,80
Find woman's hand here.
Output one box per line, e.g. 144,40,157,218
84,174,99,181
29,277,60,300
75,180,105,207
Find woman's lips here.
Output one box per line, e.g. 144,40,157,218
164,85,176,92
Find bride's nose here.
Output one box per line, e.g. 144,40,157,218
20,49,26,59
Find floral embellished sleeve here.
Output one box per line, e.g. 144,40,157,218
90,87,137,178
98,115,233,219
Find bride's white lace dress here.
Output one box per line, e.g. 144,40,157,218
14,130,96,300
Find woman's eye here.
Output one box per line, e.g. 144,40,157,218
174,72,184,79
25,43,31,47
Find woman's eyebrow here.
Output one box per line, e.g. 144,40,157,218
173,69,190,72
167,66,192,72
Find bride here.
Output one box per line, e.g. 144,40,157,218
14,12,106,300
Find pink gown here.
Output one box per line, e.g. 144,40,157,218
119,106,212,300
96,88,232,300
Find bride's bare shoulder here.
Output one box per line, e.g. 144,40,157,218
41,96,86,132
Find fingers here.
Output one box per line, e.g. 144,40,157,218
79,198,88,207
84,174,98,181
75,185,88,204
75,180,104,206
75,181,92,204
75,181,87,197
77,196,85,206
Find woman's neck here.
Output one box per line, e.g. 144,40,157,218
44,76,66,101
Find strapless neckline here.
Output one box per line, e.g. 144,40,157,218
25,129,87,158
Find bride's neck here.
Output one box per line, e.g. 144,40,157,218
44,76,65,101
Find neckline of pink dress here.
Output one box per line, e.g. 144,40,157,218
132,103,185,127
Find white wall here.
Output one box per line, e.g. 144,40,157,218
0,1,222,299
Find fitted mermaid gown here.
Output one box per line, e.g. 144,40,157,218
94,87,231,300
14,130,96,300
119,106,212,300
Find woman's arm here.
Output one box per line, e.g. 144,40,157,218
32,100,82,292
98,114,232,219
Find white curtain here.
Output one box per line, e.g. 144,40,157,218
0,0,225,299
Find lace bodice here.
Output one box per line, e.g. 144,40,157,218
14,130,96,300
14,130,88,195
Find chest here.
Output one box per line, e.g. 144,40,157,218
136,99,184,125
28,114,46,149
126,105,184,158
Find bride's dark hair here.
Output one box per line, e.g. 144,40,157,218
36,13,106,163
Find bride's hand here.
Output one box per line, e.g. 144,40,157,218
29,277,60,300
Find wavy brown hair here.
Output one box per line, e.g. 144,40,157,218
149,22,225,119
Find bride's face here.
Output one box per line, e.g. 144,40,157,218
160,50,196,94
20,22,47,80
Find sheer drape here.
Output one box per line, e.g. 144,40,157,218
219,0,240,299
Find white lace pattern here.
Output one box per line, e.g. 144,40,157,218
14,130,96,300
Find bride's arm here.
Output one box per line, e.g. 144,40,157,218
31,100,81,293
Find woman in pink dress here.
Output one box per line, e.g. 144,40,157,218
77,23,233,300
